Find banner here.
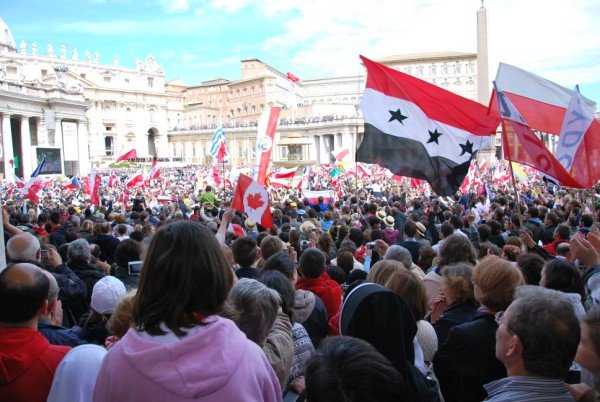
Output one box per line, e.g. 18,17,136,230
62,122,78,161
254,107,281,186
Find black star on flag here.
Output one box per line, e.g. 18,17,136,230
459,140,476,156
388,108,408,125
427,129,443,144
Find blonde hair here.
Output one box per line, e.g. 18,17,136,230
367,260,404,286
441,263,474,303
473,256,525,312
385,269,428,321
107,290,137,339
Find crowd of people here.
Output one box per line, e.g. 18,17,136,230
2,162,600,402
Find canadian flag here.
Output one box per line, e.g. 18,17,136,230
125,171,144,188
88,171,101,205
232,174,273,229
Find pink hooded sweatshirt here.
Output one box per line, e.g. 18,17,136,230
93,316,281,402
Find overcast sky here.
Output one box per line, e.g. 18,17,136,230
3,0,599,103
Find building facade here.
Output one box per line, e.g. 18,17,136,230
0,17,169,179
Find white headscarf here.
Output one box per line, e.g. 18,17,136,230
47,344,107,402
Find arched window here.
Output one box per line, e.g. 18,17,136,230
453,63,461,74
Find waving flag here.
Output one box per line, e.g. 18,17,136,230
63,176,82,190
232,174,273,229
125,171,144,188
553,86,600,188
30,157,46,178
255,107,281,186
12,173,26,188
495,84,582,188
273,166,298,179
302,190,334,204
210,126,226,161
109,174,118,188
490,63,596,135
88,171,101,205
357,56,499,196
116,148,137,163
331,147,351,162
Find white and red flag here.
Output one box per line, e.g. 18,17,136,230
269,177,291,189
211,165,222,187
109,174,118,188
12,173,26,188
494,85,582,188
331,146,350,162
273,166,298,179
125,171,144,188
232,174,274,229
553,86,600,188
254,106,281,187
302,190,334,205
116,148,137,163
144,156,161,185
490,62,596,135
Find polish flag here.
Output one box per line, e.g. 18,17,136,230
302,190,334,205
269,177,291,189
12,173,26,188
227,223,246,238
331,147,350,162
494,85,582,188
156,195,177,203
16,177,44,204
116,148,137,163
232,174,273,229
125,171,144,188
490,63,596,135
273,166,298,179
109,174,118,188
255,107,281,187
63,176,82,190
357,163,372,178
120,188,129,208
145,156,161,185
6,184,15,197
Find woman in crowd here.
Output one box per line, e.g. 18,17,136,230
366,259,405,286
433,256,524,402
430,262,478,346
94,221,281,402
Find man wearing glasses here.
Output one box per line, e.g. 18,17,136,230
485,286,580,401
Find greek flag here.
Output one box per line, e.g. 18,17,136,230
210,126,225,159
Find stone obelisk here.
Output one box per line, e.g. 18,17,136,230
477,1,490,105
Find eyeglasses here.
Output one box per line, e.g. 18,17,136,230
495,310,516,335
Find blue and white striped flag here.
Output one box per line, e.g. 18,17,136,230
210,126,225,159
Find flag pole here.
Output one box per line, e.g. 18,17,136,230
508,161,524,228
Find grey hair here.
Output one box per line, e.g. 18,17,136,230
6,233,40,262
67,239,92,264
508,285,580,379
384,245,413,269
338,239,357,254
41,270,59,302
224,278,281,346
70,215,81,227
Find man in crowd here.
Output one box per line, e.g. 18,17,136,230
296,248,342,320
0,263,71,402
485,286,580,401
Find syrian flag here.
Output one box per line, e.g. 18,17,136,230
495,85,582,188
490,63,596,135
231,174,274,229
331,146,351,162
88,171,101,205
116,148,137,163
357,56,499,196
302,190,334,204
125,171,144,188
553,85,600,188
63,176,82,190
273,166,298,179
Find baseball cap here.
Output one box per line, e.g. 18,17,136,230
91,276,127,315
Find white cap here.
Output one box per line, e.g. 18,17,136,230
91,276,126,315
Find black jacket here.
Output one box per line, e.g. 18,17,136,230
433,311,506,402
49,225,68,248
68,261,106,308
301,295,328,348
114,266,140,291
91,233,120,265
398,240,423,264
433,300,478,347
38,317,87,347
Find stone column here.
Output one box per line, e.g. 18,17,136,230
54,119,65,174
77,121,90,176
21,116,33,178
476,4,490,105
2,114,14,179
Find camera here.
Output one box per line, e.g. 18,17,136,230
300,240,311,251
128,260,143,275
367,242,377,250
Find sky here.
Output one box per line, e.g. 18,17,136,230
2,0,600,103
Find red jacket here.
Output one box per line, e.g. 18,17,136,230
543,237,568,256
0,328,70,402
296,272,342,319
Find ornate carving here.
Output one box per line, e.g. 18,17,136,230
20,40,26,54
47,43,55,57
31,42,38,56
71,47,78,60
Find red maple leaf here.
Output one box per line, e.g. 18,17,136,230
247,192,265,210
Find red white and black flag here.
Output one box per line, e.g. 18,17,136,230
356,56,500,196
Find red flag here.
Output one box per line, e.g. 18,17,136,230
125,171,144,188
88,171,101,205
109,174,118,188
255,107,281,187
286,72,300,83
269,177,291,189
227,223,246,238
231,174,273,229
217,141,228,164
212,165,221,186
116,148,137,163
120,188,129,208
17,177,43,204
495,87,582,188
